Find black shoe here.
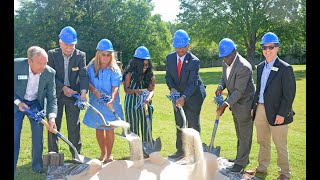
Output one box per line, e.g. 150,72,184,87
34,170,46,174
228,158,236,162
228,164,243,173
168,151,184,159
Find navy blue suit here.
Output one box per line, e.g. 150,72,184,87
165,52,206,153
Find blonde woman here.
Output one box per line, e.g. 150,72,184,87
82,39,124,163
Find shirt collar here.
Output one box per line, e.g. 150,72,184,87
264,56,277,69
177,54,186,62
29,65,41,76
225,53,238,67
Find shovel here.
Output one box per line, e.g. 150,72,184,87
202,112,221,157
106,103,134,138
23,108,90,163
72,93,128,129
97,93,132,138
202,93,226,157
142,103,162,155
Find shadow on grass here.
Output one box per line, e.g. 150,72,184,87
155,71,222,85
155,69,305,85
15,163,47,180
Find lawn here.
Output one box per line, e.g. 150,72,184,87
15,65,306,180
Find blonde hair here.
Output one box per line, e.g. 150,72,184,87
87,50,118,77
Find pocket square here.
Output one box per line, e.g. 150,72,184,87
271,67,278,71
72,67,79,71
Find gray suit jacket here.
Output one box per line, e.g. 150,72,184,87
14,58,58,115
47,48,88,98
218,53,255,117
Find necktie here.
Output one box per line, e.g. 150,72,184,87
177,58,182,79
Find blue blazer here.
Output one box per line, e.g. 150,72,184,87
252,57,296,126
14,58,58,115
165,52,206,106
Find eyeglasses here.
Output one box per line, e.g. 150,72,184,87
101,53,112,57
261,45,277,50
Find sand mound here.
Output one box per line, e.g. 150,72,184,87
67,152,218,180
67,128,218,180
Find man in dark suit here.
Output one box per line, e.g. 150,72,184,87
47,26,89,159
246,32,296,180
215,38,255,173
14,46,57,174
165,29,206,161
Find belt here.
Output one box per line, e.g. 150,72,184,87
23,99,37,102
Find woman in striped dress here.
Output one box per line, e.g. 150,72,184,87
123,46,155,144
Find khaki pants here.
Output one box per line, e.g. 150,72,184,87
254,104,291,177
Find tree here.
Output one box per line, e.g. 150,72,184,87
178,0,305,69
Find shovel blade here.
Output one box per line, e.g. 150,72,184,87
142,137,162,155
210,146,221,157
202,143,221,157
72,154,92,164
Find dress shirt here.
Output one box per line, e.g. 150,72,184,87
258,56,277,103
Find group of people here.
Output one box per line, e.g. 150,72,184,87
14,25,296,180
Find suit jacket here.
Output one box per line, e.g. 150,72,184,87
165,52,206,106
47,48,89,98
14,58,58,115
218,53,255,117
252,57,296,126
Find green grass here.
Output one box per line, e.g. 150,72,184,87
15,65,306,180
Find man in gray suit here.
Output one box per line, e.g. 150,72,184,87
47,26,89,159
215,38,255,173
14,46,57,174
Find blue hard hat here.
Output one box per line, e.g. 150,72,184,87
133,46,150,59
96,39,114,51
260,32,280,45
58,26,77,44
218,38,237,57
172,29,190,48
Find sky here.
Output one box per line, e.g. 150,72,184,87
14,0,181,22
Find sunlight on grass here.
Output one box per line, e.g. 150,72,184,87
16,65,306,180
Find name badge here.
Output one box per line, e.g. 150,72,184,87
271,67,279,72
18,75,28,80
72,67,79,71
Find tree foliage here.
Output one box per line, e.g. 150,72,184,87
177,0,306,68
14,0,173,67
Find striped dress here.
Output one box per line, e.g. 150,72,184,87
124,74,154,142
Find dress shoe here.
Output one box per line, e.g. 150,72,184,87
228,164,243,173
168,151,184,160
34,170,46,174
276,174,290,180
245,168,268,176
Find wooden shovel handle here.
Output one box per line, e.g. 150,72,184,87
41,119,58,134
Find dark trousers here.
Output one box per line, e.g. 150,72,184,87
173,101,203,153
48,94,81,158
232,110,253,166
14,100,43,174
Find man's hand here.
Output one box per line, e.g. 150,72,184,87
216,102,228,116
176,96,186,108
80,90,87,101
215,88,222,96
18,102,29,112
274,115,285,125
62,86,77,97
47,117,57,132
